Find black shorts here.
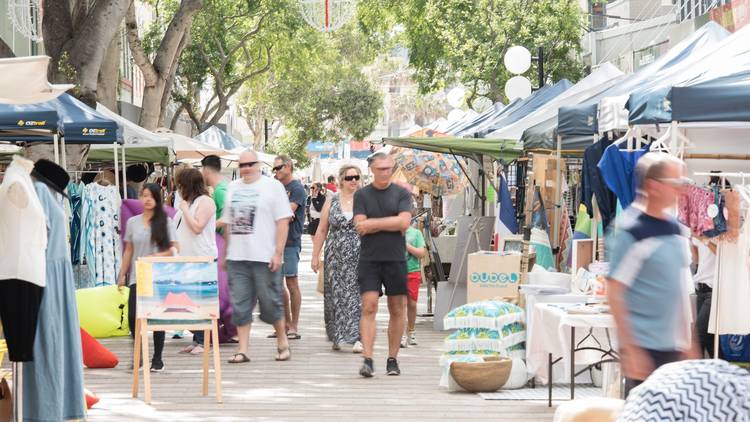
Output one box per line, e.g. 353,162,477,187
358,261,408,296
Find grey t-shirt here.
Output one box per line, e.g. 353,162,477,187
124,214,177,285
353,183,413,262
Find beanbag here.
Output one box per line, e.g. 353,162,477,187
80,328,119,368
85,388,100,409
76,285,130,338
443,300,525,330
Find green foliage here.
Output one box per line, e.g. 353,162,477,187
358,0,585,107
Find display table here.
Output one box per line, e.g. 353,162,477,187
526,302,618,406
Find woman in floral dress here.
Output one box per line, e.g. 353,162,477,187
311,165,363,353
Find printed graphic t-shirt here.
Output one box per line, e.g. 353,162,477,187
222,176,293,263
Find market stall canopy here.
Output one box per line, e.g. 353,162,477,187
472,80,574,137
444,110,479,135
87,104,174,164
194,125,245,152
156,130,231,160
556,22,729,135
628,22,750,125
0,101,59,139
0,56,74,105
487,63,624,142
670,69,750,122
0,93,121,143
450,102,506,136
381,136,522,162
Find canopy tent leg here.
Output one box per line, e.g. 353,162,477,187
61,137,67,171
53,133,60,165
122,144,127,199
553,135,563,253
114,142,120,193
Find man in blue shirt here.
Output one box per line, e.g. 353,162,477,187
274,155,307,340
606,152,698,397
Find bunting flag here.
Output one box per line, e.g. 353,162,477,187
530,188,549,234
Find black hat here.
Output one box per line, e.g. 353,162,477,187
32,159,70,198
126,164,148,183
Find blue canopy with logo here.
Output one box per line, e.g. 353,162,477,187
0,93,121,143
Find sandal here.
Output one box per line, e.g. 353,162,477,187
228,353,250,364
286,332,302,340
275,347,291,361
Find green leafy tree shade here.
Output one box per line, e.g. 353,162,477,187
359,0,585,108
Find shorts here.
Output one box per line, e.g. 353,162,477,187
358,260,408,296
308,219,320,235
283,245,301,277
407,272,421,302
226,260,284,326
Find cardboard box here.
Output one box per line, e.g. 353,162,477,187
466,251,522,303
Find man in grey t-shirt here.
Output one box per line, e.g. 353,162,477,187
353,152,412,378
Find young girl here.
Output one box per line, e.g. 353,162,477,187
118,183,178,372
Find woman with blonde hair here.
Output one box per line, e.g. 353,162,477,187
311,164,364,353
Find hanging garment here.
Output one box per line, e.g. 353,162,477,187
530,228,555,271
67,181,83,265
495,174,518,235
581,138,617,229
80,182,122,286
678,185,715,236
597,143,649,209
702,186,728,239
23,181,86,422
709,197,750,335
722,189,741,242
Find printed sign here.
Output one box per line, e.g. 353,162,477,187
467,252,522,302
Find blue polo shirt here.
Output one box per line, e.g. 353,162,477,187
607,207,690,351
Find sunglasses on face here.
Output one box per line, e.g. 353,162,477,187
343,175,361,182
239,161,258,169
272,164,286,172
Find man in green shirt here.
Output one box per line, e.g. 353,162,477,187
201,155,228,233
402,223,426,348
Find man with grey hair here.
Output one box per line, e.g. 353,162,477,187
606,152,698,397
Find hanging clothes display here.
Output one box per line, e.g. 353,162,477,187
709,193,750,335
722,189,741,242
24,164,86,421
597,143,649,209
67,181,84,265
702,185,728,238
0,156,47,362
581,138,617,229
678,185,715,236
80,182,122,286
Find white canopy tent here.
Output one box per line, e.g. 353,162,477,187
0,56,74,104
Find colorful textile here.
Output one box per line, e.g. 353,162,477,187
597,143,648,209
531,228,555,271
444,325,526,352
678,185,715,235
80,183,122,286
702,186,727,238
495,173,518,236
443,300,524,330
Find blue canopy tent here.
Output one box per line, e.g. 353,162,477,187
670,69,750,122
194,125,244,151
0,102,59,140
450,102,507,136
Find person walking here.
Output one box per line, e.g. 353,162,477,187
353,152,413,377
174,168,218,355
326,175,338,193
308,182,326,238
311,165,364,354
606,152,699,397
200,155,228,233
118,184,179,372
222,150,293,363
401,217,426,348
273,155,307,340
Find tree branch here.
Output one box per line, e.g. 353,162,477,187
153,0,204,75
125,3,158,85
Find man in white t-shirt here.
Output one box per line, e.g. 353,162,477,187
221,150,294,363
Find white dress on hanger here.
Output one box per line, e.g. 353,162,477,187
709,190,750,335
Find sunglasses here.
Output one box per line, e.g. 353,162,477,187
343,175,361,182
239,161,258,169
272,164,286,172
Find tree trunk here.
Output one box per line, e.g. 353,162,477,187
0,37,14,58
97,32,121,111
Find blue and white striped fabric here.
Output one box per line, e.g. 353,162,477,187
620,359,750,422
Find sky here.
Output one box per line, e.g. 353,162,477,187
152,262,216,283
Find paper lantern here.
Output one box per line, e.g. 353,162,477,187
299,0,358,32
504,46,532,75
505,76,532,101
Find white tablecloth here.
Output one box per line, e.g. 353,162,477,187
526,302,617,384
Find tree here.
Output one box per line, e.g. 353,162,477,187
359,0,585,108
42,0,132,106
126,0,204,130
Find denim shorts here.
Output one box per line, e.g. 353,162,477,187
282,245,301,277
226,260,283,326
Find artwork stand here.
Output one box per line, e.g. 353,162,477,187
131,318,223,404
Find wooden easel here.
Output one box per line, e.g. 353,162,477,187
131,318,223,404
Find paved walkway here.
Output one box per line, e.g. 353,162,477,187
85,237,556,421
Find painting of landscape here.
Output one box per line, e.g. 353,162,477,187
136,260,219,322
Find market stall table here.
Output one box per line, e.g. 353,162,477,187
526,302,618,407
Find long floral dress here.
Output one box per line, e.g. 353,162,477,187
323,194,362,345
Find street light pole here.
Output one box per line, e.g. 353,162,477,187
533,47,545,88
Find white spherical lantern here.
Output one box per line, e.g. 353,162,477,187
505,76,532,101
446,87,466,109
502,358,529,389
504,46,532,75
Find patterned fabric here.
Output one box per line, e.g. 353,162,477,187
443,300,524,330
678,185,715,235
444,325,526,352
620,359,750,422
323,194,362,345
67,181,83,265
80,183,121,286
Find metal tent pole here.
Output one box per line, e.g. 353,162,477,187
113,142,120,193
122,144,127,198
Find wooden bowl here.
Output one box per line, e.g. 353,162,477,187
449,358,512,392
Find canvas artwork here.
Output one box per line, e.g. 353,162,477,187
136,257,219,322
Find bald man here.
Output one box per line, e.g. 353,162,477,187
221,150,293,362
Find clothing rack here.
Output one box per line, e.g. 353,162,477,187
694,171,748,359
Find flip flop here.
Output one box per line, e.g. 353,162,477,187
228,353,250,364
275,347,291,361
286,332,302,340
267,333,278,338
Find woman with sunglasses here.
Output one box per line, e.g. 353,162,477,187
311,165,364,353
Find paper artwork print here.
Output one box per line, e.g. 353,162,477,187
136,260,219,321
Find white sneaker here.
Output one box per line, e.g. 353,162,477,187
400,335,408,348
408,332,418,346
352,341,364,354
